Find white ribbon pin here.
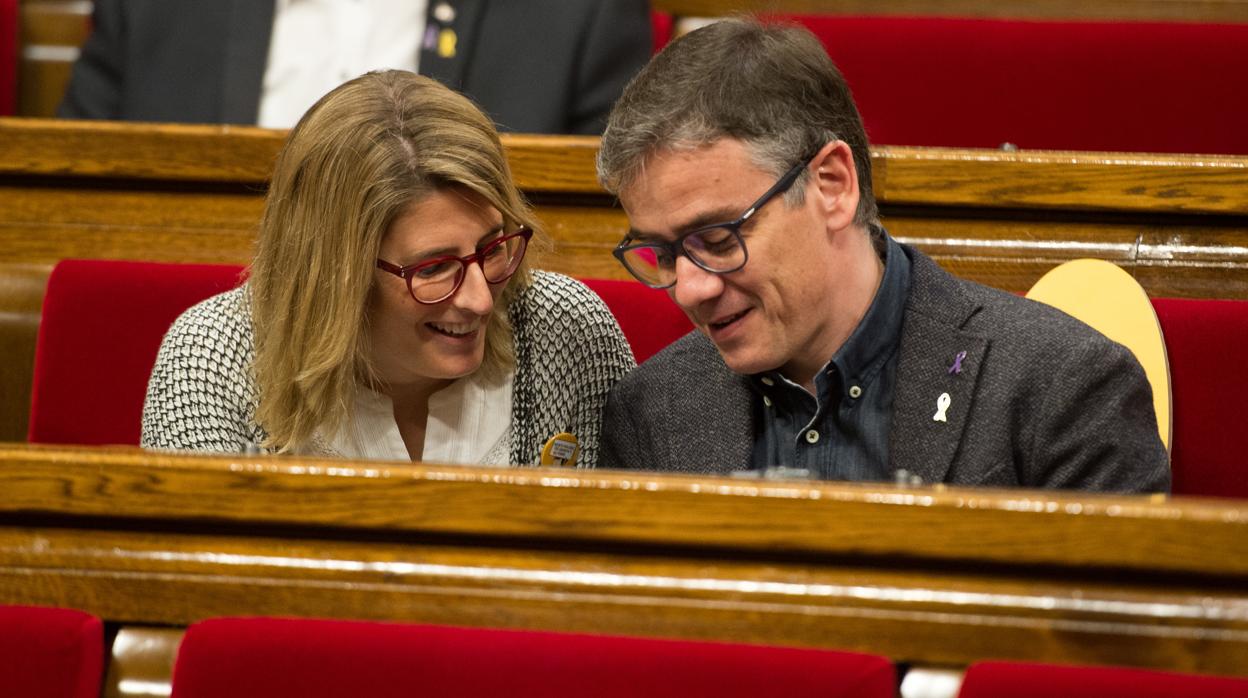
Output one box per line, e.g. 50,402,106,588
933,392,952,422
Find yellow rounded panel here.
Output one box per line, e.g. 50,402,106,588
1026,259,1171,453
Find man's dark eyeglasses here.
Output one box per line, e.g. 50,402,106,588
612,155,813,289
376,227,532,304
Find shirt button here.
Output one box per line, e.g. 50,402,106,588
805,430,820,444
763,396,772,407
849,385,862,399
761,377,775,387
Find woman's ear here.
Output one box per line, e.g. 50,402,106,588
810,140,860,233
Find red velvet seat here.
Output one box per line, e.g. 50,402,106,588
171,617,895,698
0,605,104,698
27,260,690,447
0,0,16,115
958,660,1248,698
780,16,1248,154
1153,298,1248,498
27,260,246,445
581,277,692,363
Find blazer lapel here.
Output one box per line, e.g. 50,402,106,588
419,0,488,92
664,334,756,476
888,248,989,485
222,0,276,124
698,370,755,476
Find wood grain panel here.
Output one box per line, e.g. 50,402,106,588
1,444,1244,575
0,444,1244,675
17,0,93,118
877,147,1248,216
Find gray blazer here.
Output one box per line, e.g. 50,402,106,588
58,0,651,135
601,245,1170,493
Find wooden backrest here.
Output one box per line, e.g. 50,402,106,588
0,443,1244,678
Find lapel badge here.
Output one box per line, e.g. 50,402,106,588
438,28,458,58
948,350,967,375
933,392,952,422
434,2,456,23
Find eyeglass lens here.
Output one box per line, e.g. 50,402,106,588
618,227,745,288
410,232,528,303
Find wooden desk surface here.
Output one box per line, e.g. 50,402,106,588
0,442,1245,676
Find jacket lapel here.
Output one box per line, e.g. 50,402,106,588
666,333,756,476
888,248,990,485
419,0,488,92
222,0,276,124
698,368,755,477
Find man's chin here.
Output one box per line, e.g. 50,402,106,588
715,346,774,377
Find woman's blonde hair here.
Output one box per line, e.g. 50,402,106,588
250,70,545,452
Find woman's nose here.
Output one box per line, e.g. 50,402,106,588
451,262,495,315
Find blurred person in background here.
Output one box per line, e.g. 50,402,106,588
59,0,652,134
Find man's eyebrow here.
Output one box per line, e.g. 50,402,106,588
626,207,741,243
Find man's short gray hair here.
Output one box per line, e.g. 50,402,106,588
597,18,879,226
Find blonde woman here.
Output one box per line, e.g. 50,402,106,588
141,71,634,466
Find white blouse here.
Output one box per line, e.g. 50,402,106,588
321,369,514,465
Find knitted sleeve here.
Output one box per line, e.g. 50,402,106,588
140,287,263,453
509,272,636,467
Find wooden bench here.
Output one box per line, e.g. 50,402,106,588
0,442,1244,691
3,118,1248,442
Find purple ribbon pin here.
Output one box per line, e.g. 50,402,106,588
948,350,967,375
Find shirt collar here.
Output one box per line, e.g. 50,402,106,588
751,229,910,399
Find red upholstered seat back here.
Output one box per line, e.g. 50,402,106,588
28,260,246,445
0,0,16,115
0,605,104,698
958,660,1248,698
1153,298,1248,499
28,262,690,446
785,16,1248,154
171,617,895,698
581,277,693,363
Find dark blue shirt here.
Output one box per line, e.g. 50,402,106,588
749,233,911,481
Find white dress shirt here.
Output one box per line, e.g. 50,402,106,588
258,0,427,128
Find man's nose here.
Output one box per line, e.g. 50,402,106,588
670,255,724,312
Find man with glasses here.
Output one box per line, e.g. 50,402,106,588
594,19,1168,492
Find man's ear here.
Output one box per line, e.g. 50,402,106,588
810,140,860,232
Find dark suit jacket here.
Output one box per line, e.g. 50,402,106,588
601,245,1171,493
58,0,651,134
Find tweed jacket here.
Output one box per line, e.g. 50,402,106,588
142,272,635,467
601,245,1170,493
58,0,651,135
